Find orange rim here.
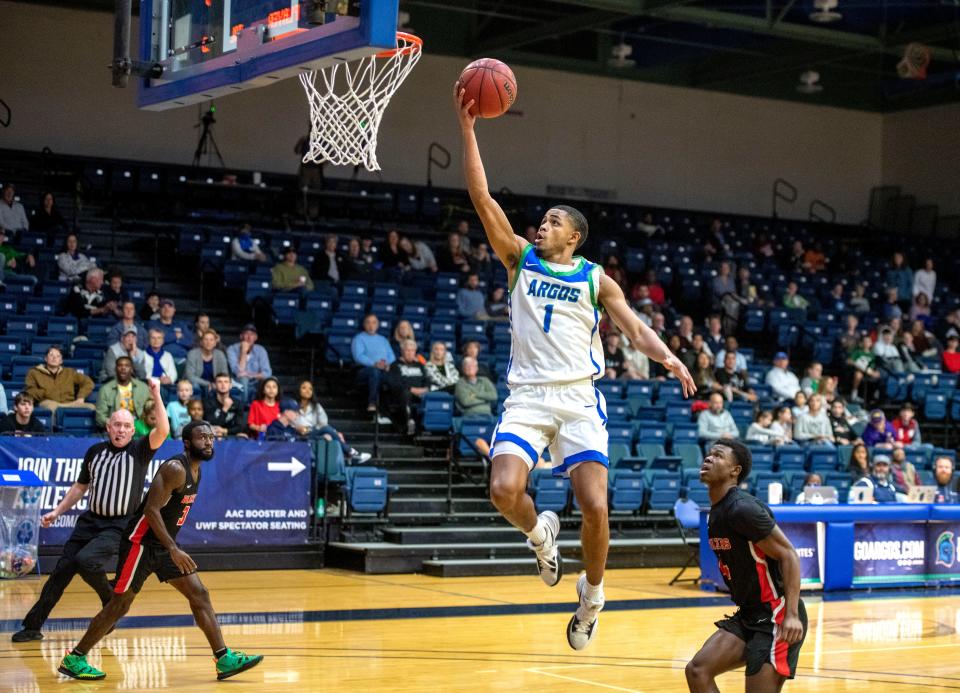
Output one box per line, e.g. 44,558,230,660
376,31,422,59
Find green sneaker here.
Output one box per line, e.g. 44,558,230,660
58,652,106,680
215,648,263,680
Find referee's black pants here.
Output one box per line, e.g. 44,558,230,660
22,512,128,631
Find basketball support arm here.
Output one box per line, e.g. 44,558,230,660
112,0,163,88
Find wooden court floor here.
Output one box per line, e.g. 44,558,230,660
3,566,960,691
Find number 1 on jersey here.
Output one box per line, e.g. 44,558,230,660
542,303,554,333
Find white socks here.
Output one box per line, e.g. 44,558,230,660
526,516,549,546
577,579,605,621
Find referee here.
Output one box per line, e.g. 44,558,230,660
12,378,169,642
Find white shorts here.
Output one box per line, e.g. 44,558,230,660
491,380,609,477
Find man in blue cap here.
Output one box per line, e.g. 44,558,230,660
765,352,801,402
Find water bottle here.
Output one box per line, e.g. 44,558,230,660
257,430,265,442
315,498,325,518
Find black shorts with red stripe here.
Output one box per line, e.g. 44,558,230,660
715,599,807,679
112,538,195,594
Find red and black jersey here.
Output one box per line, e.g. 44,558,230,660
707,486,782,617
124,455,201,547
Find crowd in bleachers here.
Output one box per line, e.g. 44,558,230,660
4,167,960,513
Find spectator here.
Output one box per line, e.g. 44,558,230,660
271,247,314,292
604,256,627,289
165,379,194,439
862,409,896,448
0,392,45,435
782,281,809,311
101,327,147,381
192,313,212,348
872,327,905,375
703,218,728,261
184,328,229,393
704,315,724,356
620,333,651,380
425,341,460,393
56,233,95,283
604,333,628,381
471,242,493,276
697,392,739,443
454,219,473,254
0,227,38,286
436,232,471,274
459,340,492,380
847,335,881,403
710,261,735,311
891,403,921,446
765,351,801,401
837,314,861,358
148,299,192,353
248,376,281,436
266,399,306,441
819,375,840,404
913,258,936,301
939,309,960,343
352,314,395,413
795,473,838,504
769,406,794,445
889,447,918,495
387,339,429,435
745,410,784,446
715,350,756,402
293,380,371,463
457,273,486,319
933,457,958,504
800,362,823,397
791,391,808,419
887,252,913,306
312,234,342,284
824,283,847,313
133,398,165,439
942,335,960,374
400,235,437,273
852,455,900,504
736,266,758,307
342,237,372,281
881,287,903,322
848,283,870,314
359,237,377,265
187,399,204,423
108,301,146,348
803,243,827,273
712,336,747,371
692,351,719,399
392,320,425,362
379,229,408,270
847,443,870,482
910,292,932,326
143,328,178,384
101,271,129,317
203,373,246,439
675,315,695,350
828,399,857,445
0,182,29,232
94,356,150,428
485,286,509,320
65,268,111,320
454,357,497,416
230,223,268,262
32,191,67,233
793,393,834,444
226,323,273,401
24,346,94,412
784,240,805,273
139,291,160,322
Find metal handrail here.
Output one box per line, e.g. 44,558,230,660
427,142,450,188
809,199,837,224
772,178,797,218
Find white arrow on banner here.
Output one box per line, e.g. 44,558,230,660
267,457,306,477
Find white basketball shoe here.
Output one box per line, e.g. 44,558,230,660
567,573,604,650
527,510,562,587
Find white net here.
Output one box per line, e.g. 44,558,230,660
299,32,422,172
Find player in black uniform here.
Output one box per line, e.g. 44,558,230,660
686,440,806,693
58,420,263,682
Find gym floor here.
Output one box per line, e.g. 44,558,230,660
3,567,959,691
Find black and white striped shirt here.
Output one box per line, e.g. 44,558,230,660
77,437,158,517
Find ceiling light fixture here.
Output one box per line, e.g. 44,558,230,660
809,0,842,23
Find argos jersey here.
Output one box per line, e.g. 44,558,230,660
507,244,604,387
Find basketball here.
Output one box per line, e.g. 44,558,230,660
457,58,517,118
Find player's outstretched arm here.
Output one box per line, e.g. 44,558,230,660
598,274,697,398
755,527,804,645
143,461,197,574
147,377,170,450
454,83,525,273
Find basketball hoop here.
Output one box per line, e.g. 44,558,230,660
299,32,422,171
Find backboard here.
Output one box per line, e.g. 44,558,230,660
137,0,399,110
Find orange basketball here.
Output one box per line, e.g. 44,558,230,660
457,58,517,118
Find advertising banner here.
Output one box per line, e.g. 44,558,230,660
780,522,821,588
852,522,926,585
0,437,312,547
925,522,960,581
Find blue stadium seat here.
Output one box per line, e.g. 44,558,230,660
606,401,631,423
650,455,682,472
596,380,624,401
421,392,454,432
607,423,634,446
747,447,775,472
272,294,300,325
223,261,250,290
665,402,692,423
345,467,389,514
671,422,699,445
777,446,806,472
55,407,97,435
532,469,570,513
924,392,948,421
674,442,703,470
647,470,682,512
754,472,786,502
637,422,667,444
325,334,354,364
608,443,631,467
341,281,369,300
245,277,272,303
609,471,645,513
625,380,656,401
31,407,53,431
807,445,838,473
657,382,684,402
683,475,711,507
457,416,495,456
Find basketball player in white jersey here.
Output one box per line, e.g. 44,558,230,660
455,86,696,650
